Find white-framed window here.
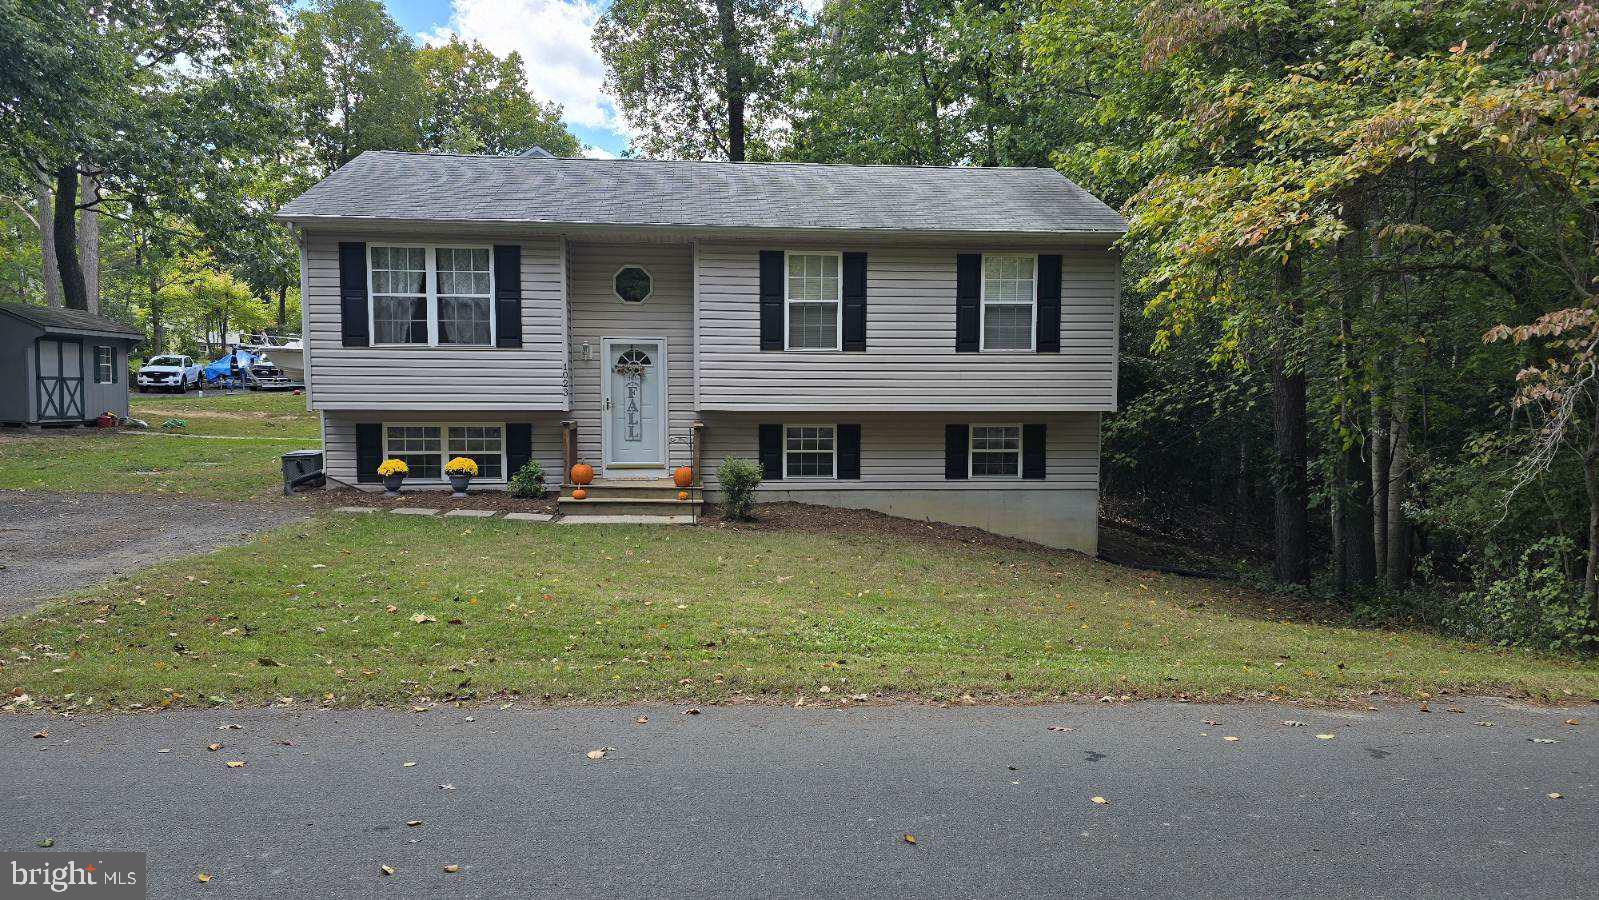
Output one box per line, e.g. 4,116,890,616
382,423,506,481
970,424,1022,478
784,424,836,478
981,254,1036,351
369,245,495,347
93,346,115,383
785,251,841,350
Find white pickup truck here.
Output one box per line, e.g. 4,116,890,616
136,354,203,393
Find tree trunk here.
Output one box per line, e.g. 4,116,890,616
1233,428,1250,541
52,166,88,311
1331,473,1347,593
77,171,100,314
1270,259,1310,585
1371,379,1391,579
713,0,746,162
1387,384,1412,587
1586,400,1599,621
35,177,62,307
1336,189,1375,590
277,285,288,331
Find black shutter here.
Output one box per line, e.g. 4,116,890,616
842,252,867,352
506,422,533,480
339,242,369,348
759,251,784,351
955,253,981,352
758,423,783,480
494,245,522,348
945,424,969,479
1022,423,1046,480
355,422,382,483
1037,254,1062,353
837,424,861,479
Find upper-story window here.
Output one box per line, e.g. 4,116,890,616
786,251,841,350
369,245,494,347
981,254,1036,351
614,265,652,303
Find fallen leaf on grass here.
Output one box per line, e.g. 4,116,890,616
410,614,436,624
257,657,281,667
225,761,245,768
37,839,53,848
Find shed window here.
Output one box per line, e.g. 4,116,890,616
981,255,1036,351
94,346,116,384
785,252,841,350
369,245,494,347
784,425,836,478
970,425,1022,477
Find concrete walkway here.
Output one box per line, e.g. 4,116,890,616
3,697,1592,898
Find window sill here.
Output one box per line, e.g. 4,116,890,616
368,343,500,350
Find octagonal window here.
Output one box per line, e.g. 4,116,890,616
614,266,652,303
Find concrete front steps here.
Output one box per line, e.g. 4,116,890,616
558,477,701,524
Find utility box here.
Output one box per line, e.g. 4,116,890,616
281,449,325,495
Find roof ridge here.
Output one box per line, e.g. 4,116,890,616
358,149,1060,173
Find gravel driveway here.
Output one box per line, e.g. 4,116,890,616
0,490,309,616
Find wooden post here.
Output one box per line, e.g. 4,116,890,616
561,420,577,486
690,420,704,485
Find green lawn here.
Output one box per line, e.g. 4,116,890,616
4,513,1595,711
0,391,317,498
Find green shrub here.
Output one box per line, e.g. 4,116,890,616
1451,537,1598,655
507,460,545,498
717,457,763,519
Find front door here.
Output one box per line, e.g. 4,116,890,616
602,337,666,471
36,338,84,421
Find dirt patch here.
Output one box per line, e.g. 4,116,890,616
131,407,298,422
0,490,310,616
293,486,559,515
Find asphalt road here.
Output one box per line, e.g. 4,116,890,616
0,490,307,616
3,698,1594,899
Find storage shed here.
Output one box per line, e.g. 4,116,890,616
0,302,143,426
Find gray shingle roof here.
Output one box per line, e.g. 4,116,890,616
0,302,142,337
276,151,1126,237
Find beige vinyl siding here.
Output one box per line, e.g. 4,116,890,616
301,230,567,411
695,242,1118,412
322,411,566,488
566,241,697,473
699,412,1101,491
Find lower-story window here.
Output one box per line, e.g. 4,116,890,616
383,424,505,481
785,424,836,478
970,424,1022,477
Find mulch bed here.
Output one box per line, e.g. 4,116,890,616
291,486,559,515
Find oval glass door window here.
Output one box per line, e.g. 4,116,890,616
614,266,653,303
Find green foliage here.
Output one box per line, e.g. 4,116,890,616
717,458,763,519
1450,539,1598,655
416,37,580,157
508,460,547,499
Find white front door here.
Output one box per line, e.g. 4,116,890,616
602,337,667,470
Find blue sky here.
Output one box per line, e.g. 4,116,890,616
384,0,628,157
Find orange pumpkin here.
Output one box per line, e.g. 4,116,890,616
572,488,588,500
673,466,694,488
677,490,689,501
571,462,595,485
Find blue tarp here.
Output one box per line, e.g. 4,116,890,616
202,349,260,382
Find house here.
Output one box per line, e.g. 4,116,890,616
275,151,1123,552
0,302,142,427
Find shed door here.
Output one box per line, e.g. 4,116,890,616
37,338,84,421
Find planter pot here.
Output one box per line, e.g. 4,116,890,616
382,474,405,495
448,473,473,498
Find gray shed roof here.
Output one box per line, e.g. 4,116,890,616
0,302,142,338
276,151,1127,237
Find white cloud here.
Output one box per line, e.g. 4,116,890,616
421,0,622,133
582,144,618,159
